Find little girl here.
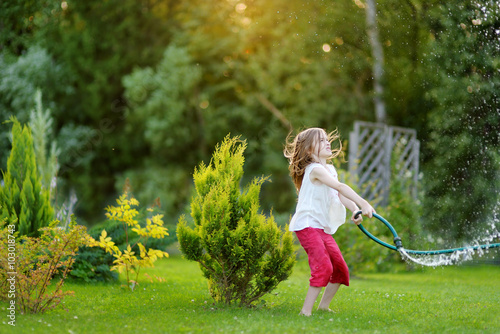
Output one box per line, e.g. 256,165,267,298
284,127,375,316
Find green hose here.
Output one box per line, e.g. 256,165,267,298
354,211,500,255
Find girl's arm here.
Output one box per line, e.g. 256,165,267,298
310,165,375,218
339,194,359,213
339,194,363,225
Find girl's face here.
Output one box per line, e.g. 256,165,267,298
311,130,331,161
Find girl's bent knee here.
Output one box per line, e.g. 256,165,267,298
310,266,333,286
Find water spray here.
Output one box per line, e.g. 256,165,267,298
354,211,500,266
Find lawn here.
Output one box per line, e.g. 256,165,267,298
2,253,499,334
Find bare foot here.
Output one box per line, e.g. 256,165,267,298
299,311,312,316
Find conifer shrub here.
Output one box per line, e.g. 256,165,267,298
177,135,295,306
0,117,54,237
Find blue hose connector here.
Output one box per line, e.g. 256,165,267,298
393,236,403,249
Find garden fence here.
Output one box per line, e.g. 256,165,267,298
348,121,420,206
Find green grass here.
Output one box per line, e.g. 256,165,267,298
2,255,499,334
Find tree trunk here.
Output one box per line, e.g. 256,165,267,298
365,0,386,123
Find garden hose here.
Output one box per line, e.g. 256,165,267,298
353,211,500,255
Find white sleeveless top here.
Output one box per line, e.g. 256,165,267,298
289,163,346,235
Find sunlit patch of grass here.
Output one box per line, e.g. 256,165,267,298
2,256,499,333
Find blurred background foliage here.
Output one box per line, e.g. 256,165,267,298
0,0,498,251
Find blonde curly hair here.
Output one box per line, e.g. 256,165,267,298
283,127,342,192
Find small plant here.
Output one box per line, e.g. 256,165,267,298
177,135,295,306
0,217,94,314
68,240,118,283
68,216,122,283
95,190,169,291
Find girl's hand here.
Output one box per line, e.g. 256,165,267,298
352,202,375,224
361,203,375,218
351,211,363,225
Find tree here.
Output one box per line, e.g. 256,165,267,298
25,0,181,222
177,136,295,306
29,88,59,199
1,0,443,227
0,0,53,56
0,45,73,172
0,117,54,237
423,1,500,240
365,0,387,123
123,45,203,165
121,45,204,218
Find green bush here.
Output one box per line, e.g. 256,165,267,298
177,135,295,306
0,117,54,237
68,221,119,283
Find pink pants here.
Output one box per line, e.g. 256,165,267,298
295,227,350,287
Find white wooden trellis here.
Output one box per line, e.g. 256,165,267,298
348,121,420,206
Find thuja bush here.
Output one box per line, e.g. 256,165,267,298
177,135,295,306
0,117,54,237
0,217,94,314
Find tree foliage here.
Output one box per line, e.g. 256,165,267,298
0,0,497,246
177,136,295,306
123,45,203,163
423,0,500,240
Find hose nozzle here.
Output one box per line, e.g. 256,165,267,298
394,237,403,249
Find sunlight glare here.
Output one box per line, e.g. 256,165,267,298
235,3,247,14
